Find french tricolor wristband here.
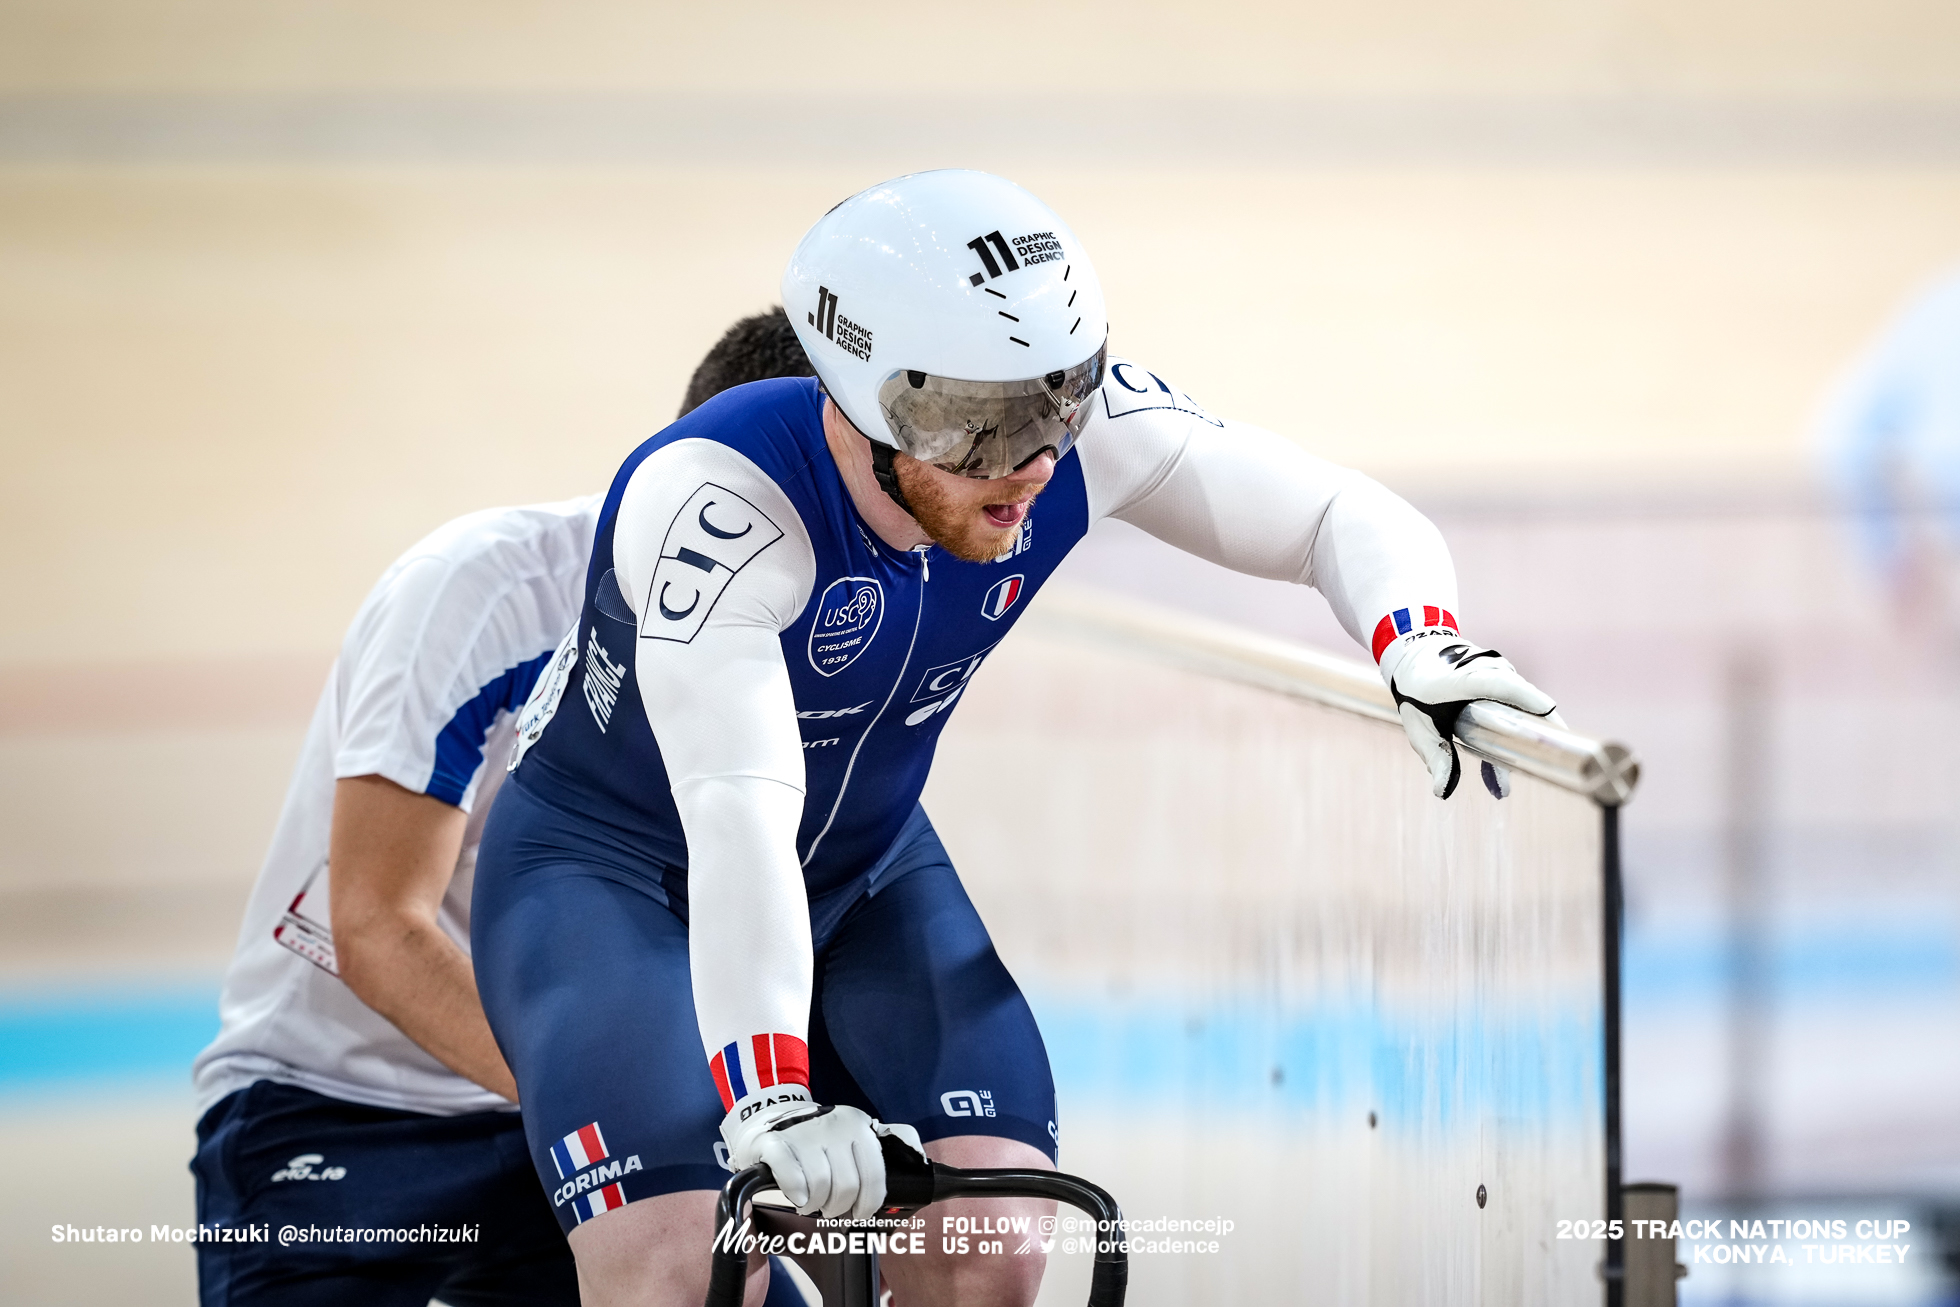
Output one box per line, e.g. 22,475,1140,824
709,1033,811,1112
1371,605,1459,663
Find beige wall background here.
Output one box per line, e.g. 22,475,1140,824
2,0,1959,930
5,0,1959,97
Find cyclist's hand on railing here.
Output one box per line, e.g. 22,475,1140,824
1384,633,1559,799
721,1091,925,1220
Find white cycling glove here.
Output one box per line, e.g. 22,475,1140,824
1375,608,1559,800
721,1088,926,1221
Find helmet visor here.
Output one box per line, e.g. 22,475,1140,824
876,345,1107,480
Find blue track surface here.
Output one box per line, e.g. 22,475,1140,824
0,981,219,1090
0,920,1951,1092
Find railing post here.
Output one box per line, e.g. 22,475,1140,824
1603,803,1625,1306
1623,1183,1685,1307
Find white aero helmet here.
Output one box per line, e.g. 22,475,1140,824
783,170,1108,483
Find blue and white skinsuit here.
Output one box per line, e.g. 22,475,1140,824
472,363,1461,1233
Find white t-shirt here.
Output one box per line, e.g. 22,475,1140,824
193,495,602,1117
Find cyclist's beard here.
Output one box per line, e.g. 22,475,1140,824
895,459,1037,563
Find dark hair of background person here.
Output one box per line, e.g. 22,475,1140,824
678,307,816,418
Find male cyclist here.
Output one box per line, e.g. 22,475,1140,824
473,171,1556,1307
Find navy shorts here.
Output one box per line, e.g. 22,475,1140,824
473,783,1058,1235
191,1080,578,1307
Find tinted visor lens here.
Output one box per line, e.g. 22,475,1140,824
876,344,1107,479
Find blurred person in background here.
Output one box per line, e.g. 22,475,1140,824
186,311,813,1307
1820,267,1960,636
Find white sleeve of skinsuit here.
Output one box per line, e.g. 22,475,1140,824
1075,358,1458,681
611,438,819,1075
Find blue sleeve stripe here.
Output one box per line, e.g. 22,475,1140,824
427,647,557,807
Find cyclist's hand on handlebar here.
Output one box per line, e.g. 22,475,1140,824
1381,629,1559,799
721,1089,926,1221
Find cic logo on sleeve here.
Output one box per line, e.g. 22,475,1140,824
641,483,784,644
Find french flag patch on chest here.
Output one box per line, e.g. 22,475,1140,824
981,573,1025,621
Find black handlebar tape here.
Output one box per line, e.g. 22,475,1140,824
876,1131,940,1210
703,1163,774,1307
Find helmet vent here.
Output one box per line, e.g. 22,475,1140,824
907,370,927,388
997,312,1020,322
983,288,1007,301
1009,337,1030,347
1044,371,1066,387
1069,318,1081,335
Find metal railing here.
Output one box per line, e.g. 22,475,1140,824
1025,583,1640,806
1021,582,1648,1305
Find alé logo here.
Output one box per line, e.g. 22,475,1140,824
980,574,1024,621
809,577,883,677
991,511,1033,562
941,1089,996,1118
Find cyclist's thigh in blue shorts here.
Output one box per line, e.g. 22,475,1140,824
472,780,728,1235
811,810,1059,1162
473,786,1057,1238
191,1081,577,1307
